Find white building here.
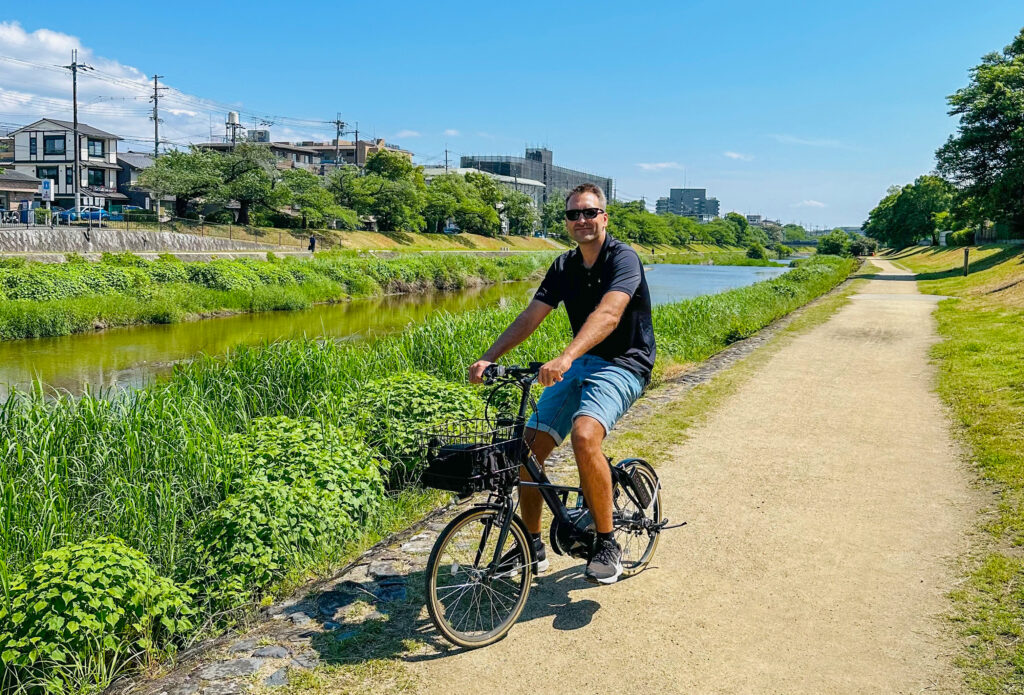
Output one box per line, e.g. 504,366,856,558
10,118,127,209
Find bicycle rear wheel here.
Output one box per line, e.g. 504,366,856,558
425,506,532,648
612,459,662,577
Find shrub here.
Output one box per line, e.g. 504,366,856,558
125,209,157,222
204,210,235,224
0,537,194,686
147,259,190,284
948,228,975,246
229,416,386,519
340,371,483,483
746,242,769,260
64,253,87,265
237,258,297,286
185,478,354,609
100,251,148,268
186,259,261,292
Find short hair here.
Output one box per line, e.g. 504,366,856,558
565,183,607,209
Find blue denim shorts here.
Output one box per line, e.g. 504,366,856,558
525,355,645,446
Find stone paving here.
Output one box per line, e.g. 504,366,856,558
129,276,851,695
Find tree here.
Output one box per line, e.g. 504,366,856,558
137,148,221,218
818,228,850,256
725,212,749,234
502,189,538,236
358,151,426,232
216,143,279,225
278,169,354,229
863,176,952,248
937,28,1024,236
746,242,768,260
542,196,567,237
782,224,809,242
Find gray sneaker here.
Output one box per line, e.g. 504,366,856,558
584,538,622,584
532,536,549,573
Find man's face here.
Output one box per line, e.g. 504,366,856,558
565,191,608,245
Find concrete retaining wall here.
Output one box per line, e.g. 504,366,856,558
0,227,280,254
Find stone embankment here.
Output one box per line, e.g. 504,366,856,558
0,227,282,256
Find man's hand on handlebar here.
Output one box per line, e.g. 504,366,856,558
468,359,493,384
538,354,572,387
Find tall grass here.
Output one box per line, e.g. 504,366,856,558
0,252,554,340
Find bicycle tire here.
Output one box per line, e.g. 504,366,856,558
425,506,533,648
612,459,662,577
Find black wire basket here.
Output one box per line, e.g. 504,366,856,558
419,418,523,496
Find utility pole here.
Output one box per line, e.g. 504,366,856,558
63,50,92,213
444,148,449,173
332,113,345,168
353,123,359,167
151,74,167,218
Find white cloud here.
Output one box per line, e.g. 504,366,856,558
724,151,753,161
770,133,851,149
443,128,459,136
394,129,421,138
0,22,336,148
635,161,683,171
792,200,827,208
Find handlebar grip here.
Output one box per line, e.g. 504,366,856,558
482,364,506,380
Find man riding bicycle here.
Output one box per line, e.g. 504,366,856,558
469,182,655,584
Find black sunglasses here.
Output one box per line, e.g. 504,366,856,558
564,207,604,221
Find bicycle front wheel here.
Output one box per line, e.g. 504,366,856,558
612,459,663,577
425,506,533,648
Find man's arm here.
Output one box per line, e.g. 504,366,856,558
537,291,629,386
468,299,553,383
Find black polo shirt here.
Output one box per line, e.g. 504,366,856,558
534,233,655,382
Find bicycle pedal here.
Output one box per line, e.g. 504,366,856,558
655,518,687,531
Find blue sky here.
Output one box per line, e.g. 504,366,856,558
1,1,1021,227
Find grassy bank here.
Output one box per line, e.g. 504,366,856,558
0,255,853,693
889,245,1024,693
640,250,786,267
0,252,554,341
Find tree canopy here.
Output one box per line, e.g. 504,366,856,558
862,175,952,248
937,28,1024,236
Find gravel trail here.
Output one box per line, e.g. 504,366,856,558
408,259,976,694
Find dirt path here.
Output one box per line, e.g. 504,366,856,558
408,259,976,693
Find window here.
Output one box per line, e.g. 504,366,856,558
43,135,65,156
66,167,73,186
36,166,59,182
29,137,37,156
87,168,105,186
87,139,105,157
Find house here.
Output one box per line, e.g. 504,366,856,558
0,168,40,211
196,141,322,172
10,118,127,210
116,151,174,210
295,138,413,169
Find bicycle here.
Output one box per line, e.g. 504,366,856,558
419,362,682,648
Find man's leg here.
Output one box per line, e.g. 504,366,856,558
520,428,557,535
571,416,613,533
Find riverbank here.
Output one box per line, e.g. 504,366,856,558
0,255,853,693
0,252,555,341
888,244,1024,693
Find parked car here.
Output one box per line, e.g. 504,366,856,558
57,206,111,222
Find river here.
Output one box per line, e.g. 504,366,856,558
0,263,790,396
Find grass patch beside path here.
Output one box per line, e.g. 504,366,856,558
892,245,1024,693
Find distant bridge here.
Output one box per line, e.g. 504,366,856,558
785,240,819,247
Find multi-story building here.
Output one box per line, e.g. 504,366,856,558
655,188,720,222
460,148,613,209
421,167,546,210
296,138,413,169
10,119,127,210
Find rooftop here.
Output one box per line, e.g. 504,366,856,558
12,119,122,140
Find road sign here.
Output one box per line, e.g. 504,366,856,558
40,179,53,202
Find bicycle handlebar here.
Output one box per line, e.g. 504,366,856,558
482,362,543,384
